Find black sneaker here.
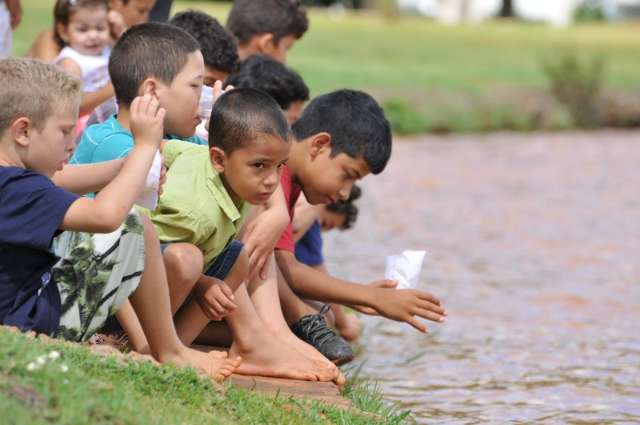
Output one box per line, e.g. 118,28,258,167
290,305,354,366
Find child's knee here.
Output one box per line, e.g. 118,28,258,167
163,243,204,284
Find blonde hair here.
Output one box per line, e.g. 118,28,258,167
0,57,81,135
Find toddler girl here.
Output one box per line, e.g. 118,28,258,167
54,0,116,133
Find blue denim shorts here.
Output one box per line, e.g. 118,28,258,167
160,239,244,280
203,240,244,280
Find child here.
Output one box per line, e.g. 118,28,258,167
150,88,342,384
273,90,448,361
195,53,308,141
169,10,238,87
225,54,309,124
226,0,308,63
26,0,155,61
72,23,212,340
169,10,238,140
53,0,116,130
0,0,20,58
0,57,239,381
293,185,363,342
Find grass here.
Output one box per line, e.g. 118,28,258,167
12,1,640,134
0,327,408,425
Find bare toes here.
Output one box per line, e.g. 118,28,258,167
209,350,228,359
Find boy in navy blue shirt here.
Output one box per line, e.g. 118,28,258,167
0,57,239,381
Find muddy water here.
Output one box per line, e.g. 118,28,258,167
322,131,640,424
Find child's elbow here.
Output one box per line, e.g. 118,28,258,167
92,210,126,233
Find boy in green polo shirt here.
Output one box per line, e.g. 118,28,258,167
151,88,342,383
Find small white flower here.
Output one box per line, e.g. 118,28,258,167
60,364,69,373
48,351,61,360
36,355,47,365
26,362,39,371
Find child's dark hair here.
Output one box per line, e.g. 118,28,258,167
109,23,200,107
292,90,392,175
169,10,238,74
227,0,309,45
327,184,362,230
53,0,109,48
209,88,291,155
225,55,309,110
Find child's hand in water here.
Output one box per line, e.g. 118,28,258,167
130,95,165,149
194,275,237,321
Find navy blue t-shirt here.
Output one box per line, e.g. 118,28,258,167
0,167,79,335
295,221,324,267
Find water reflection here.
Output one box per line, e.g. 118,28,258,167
323,132,640,423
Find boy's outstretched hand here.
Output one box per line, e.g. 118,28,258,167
130,94,165,149
194,275,237,321
353,281,447,333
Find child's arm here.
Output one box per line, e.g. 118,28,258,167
60,95,164,233
292,195,323,243
52,160,124,195
275,250,447,333
79,84,115,116
25,29,59,61
56,58,115,116
241,185,289,279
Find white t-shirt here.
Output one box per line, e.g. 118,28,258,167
55,46,111,92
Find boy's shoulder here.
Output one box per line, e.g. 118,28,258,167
72,116,133,164
0,166,53,190
0,166,78,246
162,139,208,166
167,133,208,146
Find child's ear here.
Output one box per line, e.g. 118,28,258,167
140,78,159,99
309,132,332,159
256,33,277,55
209,146,227,173
10,117,33,148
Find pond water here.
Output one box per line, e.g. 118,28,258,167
323,131,640,424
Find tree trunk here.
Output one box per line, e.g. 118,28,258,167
498,0,514,17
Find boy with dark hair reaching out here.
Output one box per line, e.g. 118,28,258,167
274,90,448,363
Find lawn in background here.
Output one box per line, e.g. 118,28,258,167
13,1,640,133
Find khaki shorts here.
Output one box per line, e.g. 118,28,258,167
52,211,145,342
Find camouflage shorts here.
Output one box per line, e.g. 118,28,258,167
51,211,145,342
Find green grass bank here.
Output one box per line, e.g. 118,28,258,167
0,327,409,425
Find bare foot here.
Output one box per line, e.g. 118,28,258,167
336,315,362,342
270,328,344,383
161,348,241,382
229,331,336,382
261,319,345,385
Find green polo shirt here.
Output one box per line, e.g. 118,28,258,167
150,141,250,269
